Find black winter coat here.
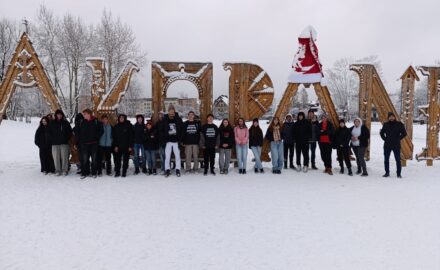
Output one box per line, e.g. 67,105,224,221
249,126,264,147
112,120,134,150
48,118,72,145
35,125,52,148
293,119,312,144
77,118,103,144
281,121,295,144
133,123,146,144
144,128,159,150
156,119,167,147
380,121,407,149
333,126,351,148
219,125,234,149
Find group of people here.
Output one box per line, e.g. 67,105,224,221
34,105,407,179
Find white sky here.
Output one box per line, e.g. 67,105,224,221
1,0,439,99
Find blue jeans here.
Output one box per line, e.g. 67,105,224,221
159,146,165,171
309,141,317,165
145,150,157,170
270,141,284,171
133,144,145,169
384,147,401,175
236,144,248,169
251,146,263,169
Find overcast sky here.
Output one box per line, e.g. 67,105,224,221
1,0,439,99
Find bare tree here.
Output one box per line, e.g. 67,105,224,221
0,18,19,82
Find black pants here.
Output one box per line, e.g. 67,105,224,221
319,142,332,169
283,143,294,166
296,143,309,166
309,142,317,166
204,147,216,171
39,147,55,173
97,146,112,174
337,147,352,169
114,148,130,174
80,144,98,176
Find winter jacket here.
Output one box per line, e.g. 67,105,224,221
281,121,295,144
112,115,134,150
133,123,146,144
318,120,334,144
182,120,201,145
162,113,183,143
249,126,264,147
234,126,249,145
48,111,72,145
77,117,103,145
293,118,312,144
309,119,320,142
333,126,352,148
265,124,282,142
380,120,407,149
145,128,159,151
219,125,234,149
155,119,167,147
35,124,52,149
99,123,113,147
349,124,370,148
201,123,219,148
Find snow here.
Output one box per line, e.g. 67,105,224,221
299,25,317,40
1,119,440,270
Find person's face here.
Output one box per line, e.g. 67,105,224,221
83,112,91,120
169,110,175,118
308,112,314,118
137,117,143,124
207,116,214,123
298,114,304,121
354,119,360,127
322,116,327,122
286,116,292,122
239,119,244,126
159,113,163,120
56,113,63,120
102,118,108,124
147,123,152,129
253,121,258,127
119,116,125,123
188,113,194,121
389,115,396,121
339,122,345,128
273,118,279,124
223,119,229,126
42,119,47,125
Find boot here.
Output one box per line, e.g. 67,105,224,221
152,169,157,175
148,169,152,175
204,169,208,176
176,170,181,177
165,170,171,177
383,173,390,177
361,171,368,177
348,168,353,176
356,168,362,175
303,166,308,173
142,167,147,174
115,171,120,177
296,166,301,172
122,171,127,177
134,167,140,175
239,169,243,174
255,168,259,173
243,169,246,174
260,168,264,173
210,169,216,175
339,167,344,174
284,162,287,169
311,163,318,170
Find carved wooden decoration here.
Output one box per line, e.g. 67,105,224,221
415,66,440,166
350,64,413,165
0,32,61,123
86,58,139,120
261,82,339,161
151,62,213,124
223,63,274,125
399,66,419,158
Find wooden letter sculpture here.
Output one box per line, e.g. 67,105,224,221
0,32,61,123
350,64,413,165
223,63,274,125
415,66,440,166
151,62,213,124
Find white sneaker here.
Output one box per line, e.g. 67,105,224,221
303,166,308,173
296,166,302,172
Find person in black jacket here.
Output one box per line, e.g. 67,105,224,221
380,112,407,178
318,114,335,175
308,110,320,170
201,114,219,175
281,114,295,170
182,111,201,173
293,112,312,172
218,118,234,174
155,112,167,173
112,114,133,177
249,118,264,173
144,120,159,175
333,119,352,176
133,114,147,175
350,117,370,176
162,105,184,177
76,109,103,179
48,109,72,176
35,116,55,174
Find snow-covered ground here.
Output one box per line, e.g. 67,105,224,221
1,119,439,270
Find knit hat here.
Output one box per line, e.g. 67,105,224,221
339,118,345,124
253,118,259,123
388,112,395,118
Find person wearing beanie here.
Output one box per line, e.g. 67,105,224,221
48,109,73,176
182,111,201,174
281,114,296,170
318,114,334,175
333,118,352,176
350,117,370,176
307,110,320,170
133,114,147,175
234,117,249,174
293,112,312,172
380,112,407,178
249,118,264,173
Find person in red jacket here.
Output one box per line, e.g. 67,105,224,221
318,114,335,175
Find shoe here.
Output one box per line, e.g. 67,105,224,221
107,172,113,176
296,166,301,172
98,173,102,177
224,169,229,175
361,171,368,176
239,169,243,174
348,168,353,176
64,172,68,176
115,172,120,177
220,169,225,174
134,168,140,175
283,163,287,169
255,168,258,173
303,166,308,173
148,169,152,175
122,172,126,177
327,168,333,175
142,168,147,174
204,170,208,176
277,170,282,174
80,175,87,180
153,169,157,175
176,170,181,177
92,174,97,178
289,164,295,169
165,170,171,177
243,169,246,174
339,167,344,174
272,170,277,174
311,164,318,170
397,174,402,178
210,169,216,175
356,168,362,175
260,169,264,173
383,173,390,177
44,171,49,175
